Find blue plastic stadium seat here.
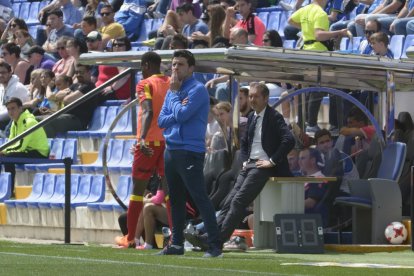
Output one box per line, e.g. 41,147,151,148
101,100,126,106
283,39,296,49
114,139,136,174
12,3,21,17
0,173,12,202
18,2,31,22
348,36,362,51
88,175,131,211
38,174,66,209
67,106,107,137
389,35,404,59
27,2,40,24
401,34,414,58
135,18,152,42
69,174,93,208
83,175,105,205
4,173,45,208
152,18,163,32
257,12,269,29
278,11,292,35
26,174,57,209
51,174,87,209
112,108,133,135
73,139,113,174
267,11,281,31
340,37,349,51
98,139,125,174
88,106,119,138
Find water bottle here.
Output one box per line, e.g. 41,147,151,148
162,227,171,247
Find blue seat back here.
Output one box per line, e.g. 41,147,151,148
377,142,406,181
87,106,107,131
101,106,119,131
113,108,130,132
267,11,281,31
389,35,404,59
0,173,12,202
117,175,132,202
51,175,66,200
152,18,163,32
70,174,80,199
257,12,269,29
27,2,40,24
89,175,105,202
401,34,414,58
12,3,21,17
279,11,292,34
119,139,135,165
348,36,362,51
19,2,30,21
39,174,56,200
283,40,296,49
30,173,45,200
74,175,92,202
62,139,78,163
49,138,65,159
95,139,113,166
108,139,124,165
340,37,349,51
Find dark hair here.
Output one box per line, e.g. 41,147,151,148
265,30,283,47
5,97,23,107
75,62,91,72
100,4,114,12
250,82,269,97
56,74,73,86
397,112,414,132
11,18,28,31
82,16,97,28
0,60,12,72
307,148,325,169
239,87,249,97
212,36,230,48
69,38,88,54
41,69,55,80
2,42,21,58
366,18,381,32
171,33,188,49
369,31,389,46
314,129,332,143
141,51,161,68
176,3,194,13
113,36,131,51
173,50,195,67
348,107,368,124
48,9,64,18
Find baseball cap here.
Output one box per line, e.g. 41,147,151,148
86,31,102,42
25,45,45,56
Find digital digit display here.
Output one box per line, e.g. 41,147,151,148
274,214,324,253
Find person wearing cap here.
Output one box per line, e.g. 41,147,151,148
85,31,103,52
26,46,56,71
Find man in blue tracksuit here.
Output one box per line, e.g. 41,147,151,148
157,50,222,258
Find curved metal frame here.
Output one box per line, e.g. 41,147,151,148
102,98,139,211
272,86,384,144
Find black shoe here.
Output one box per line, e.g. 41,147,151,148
156,244,184,255
203,247,223,258
184,231,209,251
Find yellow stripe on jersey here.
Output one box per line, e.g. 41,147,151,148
130,195,144,202
144,83,152,99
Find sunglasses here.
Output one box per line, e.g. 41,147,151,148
365,30,375,35
57,46,66,50
100,12,112,16
10,24,17,28
86,38,98,43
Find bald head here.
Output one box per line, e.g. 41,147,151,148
230,28,248,45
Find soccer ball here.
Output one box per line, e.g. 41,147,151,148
384,222,408,244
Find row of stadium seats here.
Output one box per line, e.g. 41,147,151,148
0,173,11,202
12,1,48,25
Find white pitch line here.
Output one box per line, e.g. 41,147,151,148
0,252,288,276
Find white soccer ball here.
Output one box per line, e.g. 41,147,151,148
384,222,408,244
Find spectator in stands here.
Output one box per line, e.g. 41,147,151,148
169,33,189,49
176,3,209,47
35,70,58,115
287,148,301,176
38,0,83,28
210,101,232,151
95,36,132,102
1,42,33,85
26,46,56,71
351,0,405,37
358,18,381,55
115,51,171,249
288,0,349,134
340,107,376,153
378,0,414,35
154,10,183,50
262,30,283,47
229,27,249,45
85,31,103,52
23,69,47,111
0,97,49,197
298,147,329,224
225,0,266,46
99,4,126,49
65,38,88,77
369,31,394,58
74,16,98,44
14,30,35,59
43,63,98,137
42,10,74,59
0,18,28,45
185,81,294,254
315,128,359,195
191,4,226,47
157,49,222,257
39,74,73,117
52,36,76,78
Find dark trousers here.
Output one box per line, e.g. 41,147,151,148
2,151,47,196
42,114,84,138
164,149,220,249
216,166,272,243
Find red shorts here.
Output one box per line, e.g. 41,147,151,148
132,141,165,180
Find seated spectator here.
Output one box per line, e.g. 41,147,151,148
315,128,359,195
99,4,126,48
86,31,104,52
191,4,226,47
340,107,376,154
298,147,328,225
0,18,28,45
39,74,73,117
369,31,394,58
176,3,209,48
169,33,189,49
35,70,57,115
287,148,302,176
38,0,83,28
358,18,381,55
74,16,98,44
262,30,283,48
23,69,47,111
26,46,56,72
1,42,33,84
13,30,35,59
378,0,414,35
95,36,132,102
52,36,76,78
226,0,266,46
0,97,49,197
65,37,88,75
210,101,232,152
43,63,98,137
42,10,74,59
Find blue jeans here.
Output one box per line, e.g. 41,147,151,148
164,149,221,248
